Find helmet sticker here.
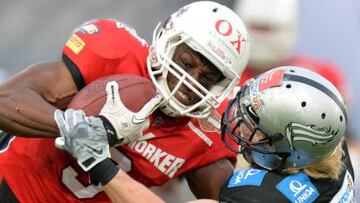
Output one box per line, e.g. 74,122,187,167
285,122,338,150
251,96,263,112
259,69,285,92
215,19,247,54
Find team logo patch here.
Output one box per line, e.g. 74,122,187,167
259,69,284,92
276,173,319,203
65,34,85,54
78,24,99,34
227,168,267,188
197,109,221,133
285,122,338,150
331,170,354,203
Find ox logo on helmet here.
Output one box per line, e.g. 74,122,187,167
215,19,247,54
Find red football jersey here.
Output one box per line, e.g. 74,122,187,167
0,19,236,202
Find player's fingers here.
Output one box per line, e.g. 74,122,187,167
55,137,65,150
74,110,86,124
54,110,68,137
64,109,76,129
105,81,125,109
135,93,163,119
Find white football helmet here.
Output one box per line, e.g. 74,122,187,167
147,1,250,118
234,0,299,69
222,66,347,170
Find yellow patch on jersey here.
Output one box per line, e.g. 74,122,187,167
66,34,85,54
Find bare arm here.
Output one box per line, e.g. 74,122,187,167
104,169,165,203
104,169,218,203
185,158,234,200
0,61,78,137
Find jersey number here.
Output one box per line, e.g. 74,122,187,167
62,148,131,199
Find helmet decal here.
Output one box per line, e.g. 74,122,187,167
215,19,247,54
285,122,338,151
258,69,285,92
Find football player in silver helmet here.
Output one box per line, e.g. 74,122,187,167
221,66,353,202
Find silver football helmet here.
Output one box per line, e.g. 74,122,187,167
147,1,250,118
222,66,347,170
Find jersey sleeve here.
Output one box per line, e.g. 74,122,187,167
62,19,148,89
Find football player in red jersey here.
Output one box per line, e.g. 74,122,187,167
0,1,251,202
54,67,354,203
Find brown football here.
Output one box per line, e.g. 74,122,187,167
67,74,156,116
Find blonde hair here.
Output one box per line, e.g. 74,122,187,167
285,142,344,180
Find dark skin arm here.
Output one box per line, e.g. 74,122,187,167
0,60,78,137
185,158,234,200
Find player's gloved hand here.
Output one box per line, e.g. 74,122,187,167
54,109,110,171
54,109,119,186
99,81,163,146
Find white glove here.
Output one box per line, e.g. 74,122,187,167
54,109,111,172
99,81,163,145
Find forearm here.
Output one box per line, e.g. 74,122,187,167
104,169,165,203
185,158,234,199
0,88,60,137
0,61,77,137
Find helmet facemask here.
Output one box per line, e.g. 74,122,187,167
221,80,290,170
148,31,234,118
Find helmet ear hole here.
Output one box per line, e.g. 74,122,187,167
286,84,292,88
301,101,306,107
340,116,343,122
321,113,326,119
